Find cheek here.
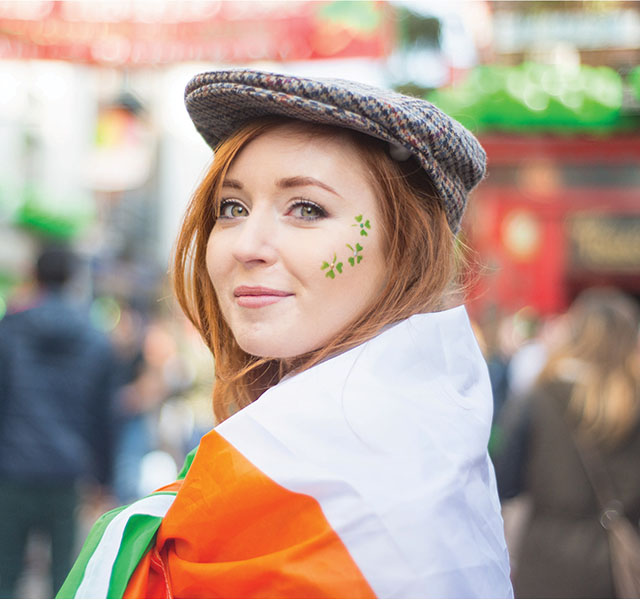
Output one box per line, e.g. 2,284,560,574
205,233,226,293
283,230,346,283
314,235,387,314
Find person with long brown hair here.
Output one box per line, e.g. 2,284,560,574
494,287,640,598
59,70,512,599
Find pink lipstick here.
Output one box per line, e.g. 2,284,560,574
233,286,293,308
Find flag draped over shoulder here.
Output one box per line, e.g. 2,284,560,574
59,307,513,599
57,452,194,599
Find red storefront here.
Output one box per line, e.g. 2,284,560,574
0,1,394,66
464,133,640,318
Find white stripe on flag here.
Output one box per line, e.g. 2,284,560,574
217,310,512,598
75,494,176,599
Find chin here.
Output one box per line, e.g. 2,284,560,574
236,338,287,359
235,335,315,360
240,346,302,360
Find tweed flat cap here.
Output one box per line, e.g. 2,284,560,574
185,69,486,233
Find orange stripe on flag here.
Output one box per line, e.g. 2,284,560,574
125,429,375,598
123,550,163,599
153,480,183,494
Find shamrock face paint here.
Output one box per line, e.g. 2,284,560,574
206,123,386,359
321,253,344,279
321,216,370,278
347,243,363,266
354,214,371,236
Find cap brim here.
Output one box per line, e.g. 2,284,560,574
184,69,486,233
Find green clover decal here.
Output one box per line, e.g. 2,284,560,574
353,214,371,236
346,243,363,266
321,253,344,279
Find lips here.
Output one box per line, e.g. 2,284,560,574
233,286,293,308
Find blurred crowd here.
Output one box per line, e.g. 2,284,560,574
0,244,214,598
1,243,640,598
476,288,640,599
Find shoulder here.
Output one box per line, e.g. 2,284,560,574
527,378,574,417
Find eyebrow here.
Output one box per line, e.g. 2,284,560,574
221,176,342,197
221,179,243,190
277,176,341,197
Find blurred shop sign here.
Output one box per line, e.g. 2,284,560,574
0,1,394,65
494,9,640,53
87,96,154,192
569,215,640,272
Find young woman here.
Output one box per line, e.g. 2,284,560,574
59,70,512,599
495,288,640,598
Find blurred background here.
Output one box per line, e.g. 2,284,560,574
0,1,639,597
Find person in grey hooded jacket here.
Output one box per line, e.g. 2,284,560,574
0,245,117,598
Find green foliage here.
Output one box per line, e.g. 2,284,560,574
12,184,93,240
629,66,640,102
428,62,634,134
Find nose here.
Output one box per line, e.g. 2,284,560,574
230,205,278,266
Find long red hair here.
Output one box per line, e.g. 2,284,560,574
539,288,640,447
173,118,462,422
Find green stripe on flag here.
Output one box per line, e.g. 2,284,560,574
106,513,164,598
177,445,198,480
55,446,199,599
56,505,127,599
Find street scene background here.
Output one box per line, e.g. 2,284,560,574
0,1,639,597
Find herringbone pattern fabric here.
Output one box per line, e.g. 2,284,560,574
185,69,486,233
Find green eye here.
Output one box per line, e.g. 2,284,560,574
291,201,326,220
301,205,317,217
219,201,248,218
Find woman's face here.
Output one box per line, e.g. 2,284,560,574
206,124,387,358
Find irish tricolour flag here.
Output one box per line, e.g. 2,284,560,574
58,309,513,599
